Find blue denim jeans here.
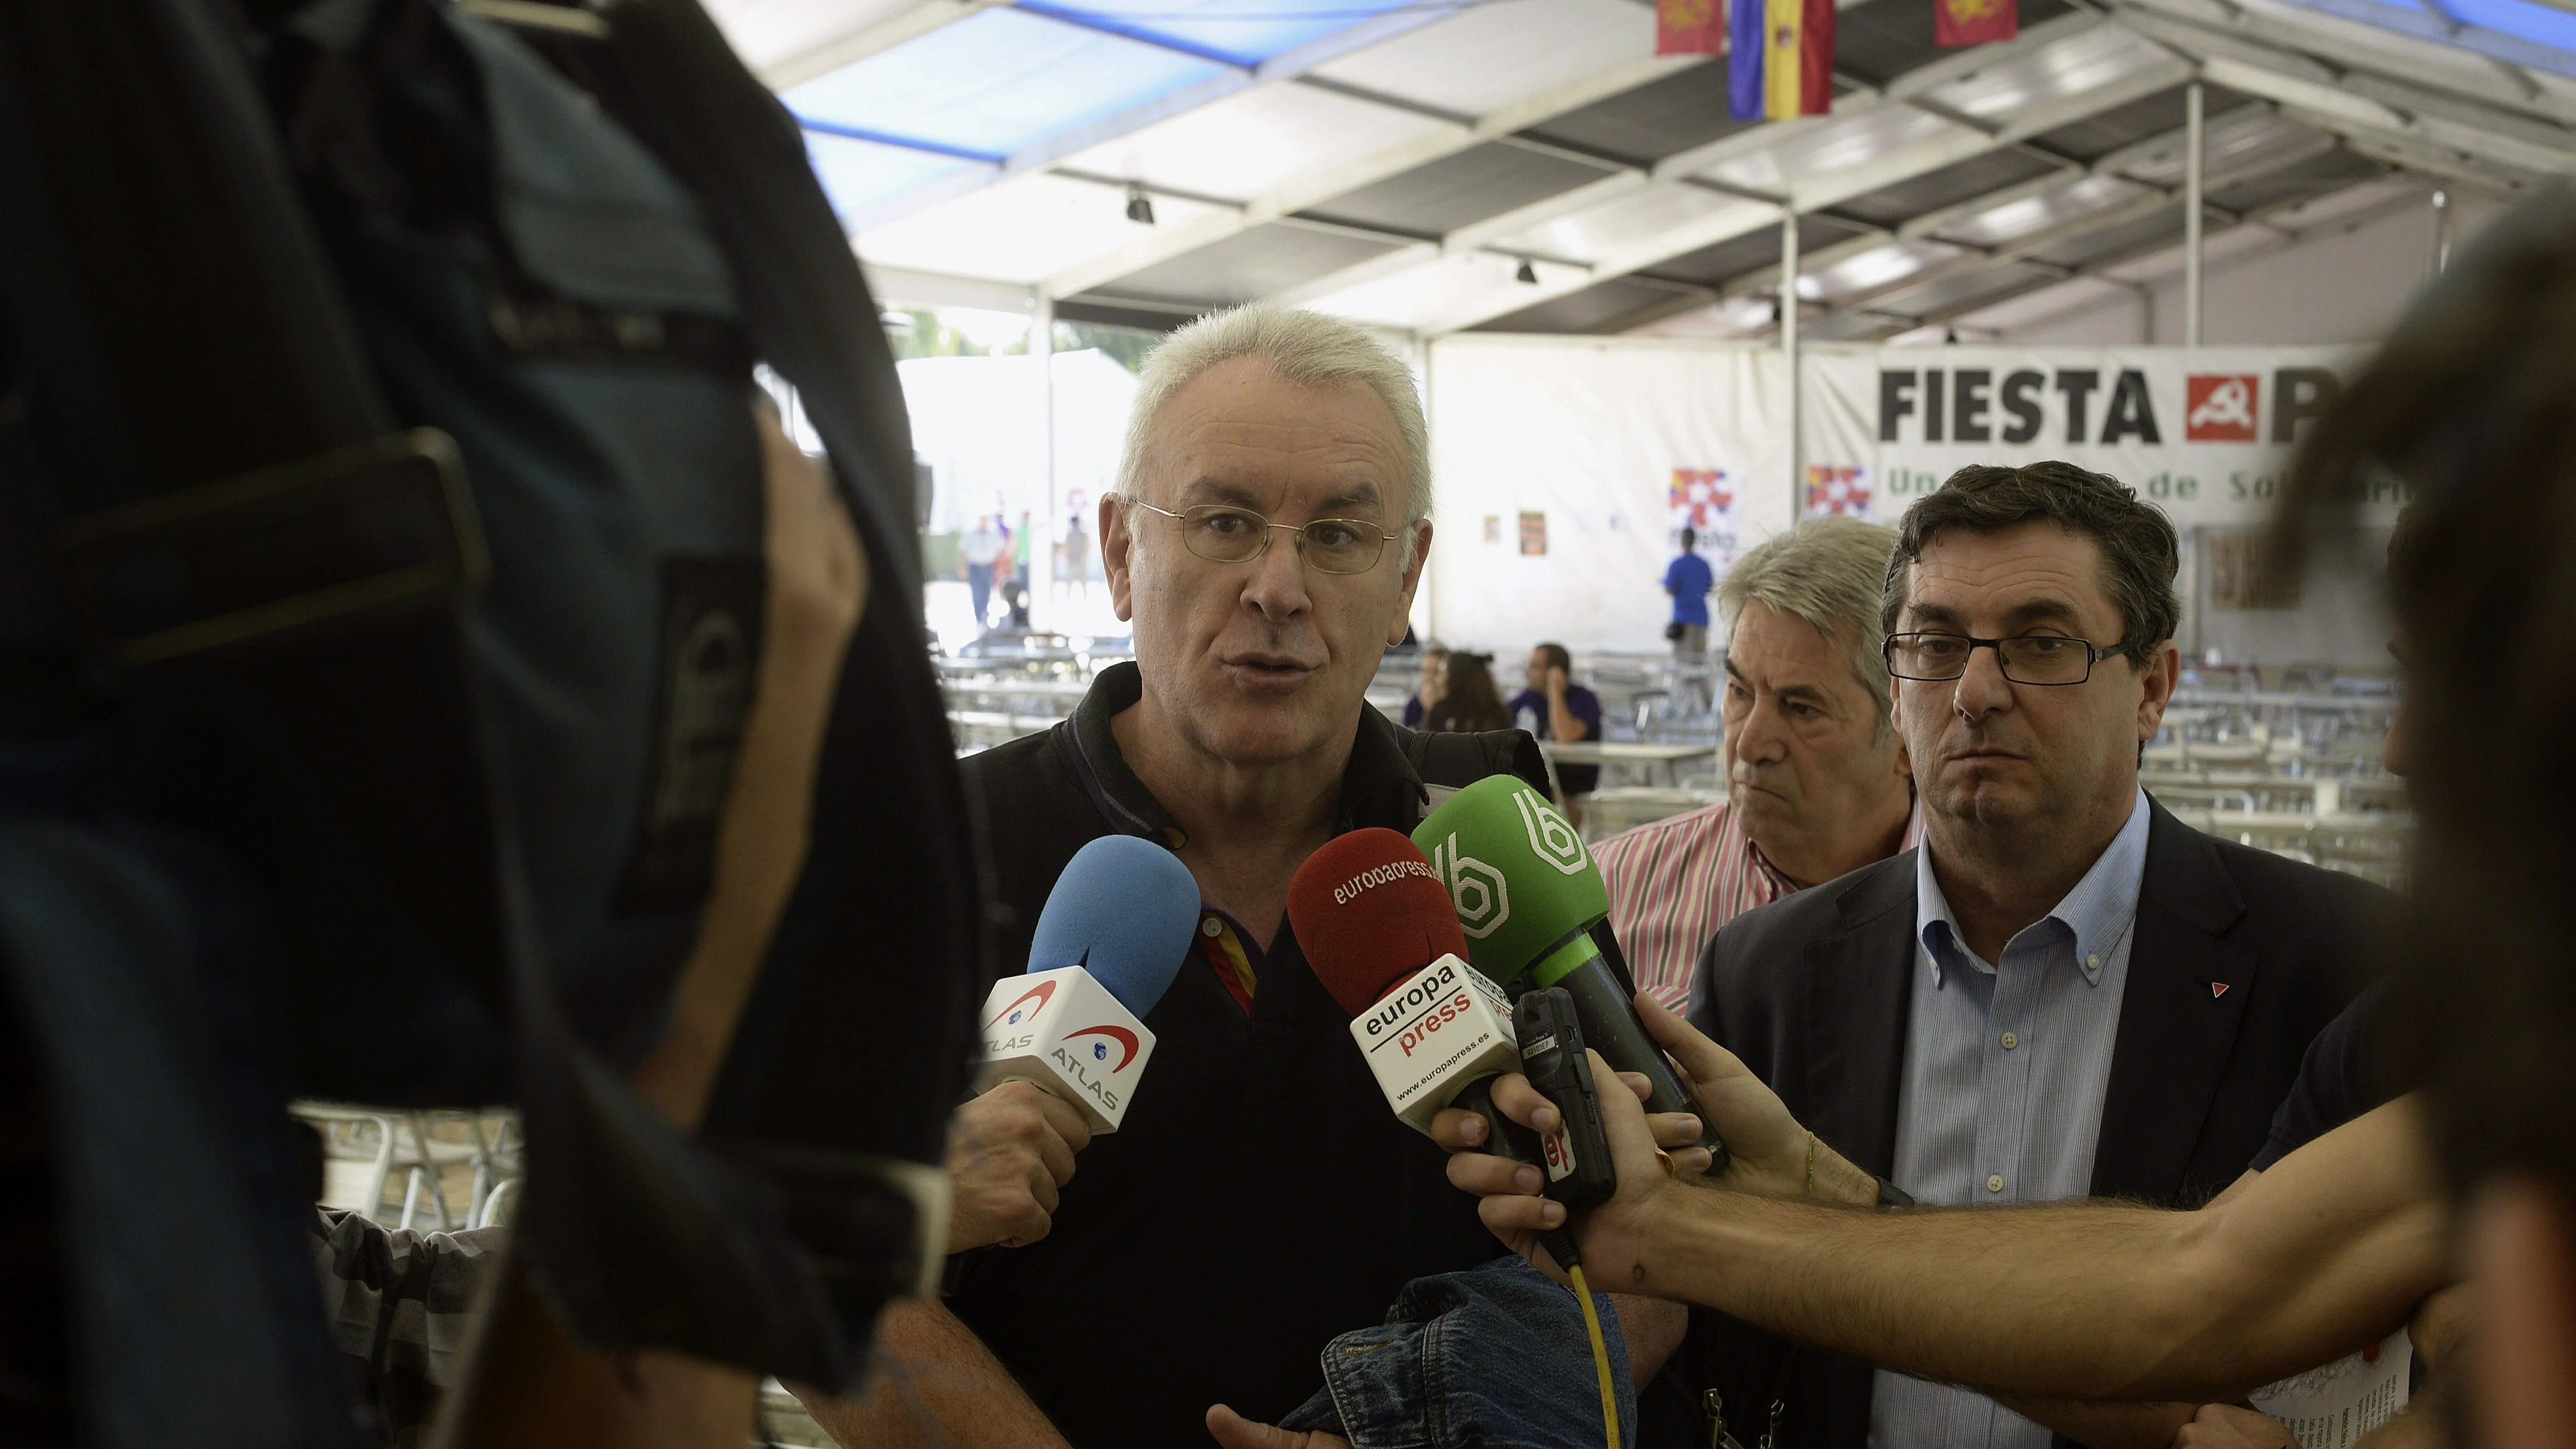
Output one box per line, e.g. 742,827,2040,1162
1279,1256,1638,1449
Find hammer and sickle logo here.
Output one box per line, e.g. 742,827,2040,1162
2189,376,2256,431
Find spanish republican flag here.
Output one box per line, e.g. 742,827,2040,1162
1656,0,1726,54
1729,0,1835,120
1937,0,2018,47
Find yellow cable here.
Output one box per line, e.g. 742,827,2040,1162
1567,1262,1621,1449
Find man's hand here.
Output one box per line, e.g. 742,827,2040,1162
1429,995,1872,1205
1206,1405,1351,1449
1633,996,1879,1203
2174,1405,2299,1449
1440,1048,1684,1288
1428,1065,1706,1173
945,1081,1093,1251
2408,1284,2470,1371
1545,664,1572,696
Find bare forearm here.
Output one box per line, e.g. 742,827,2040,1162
1623,1104,2446,1403
796,1300,1070,1449
1546,692,1587,743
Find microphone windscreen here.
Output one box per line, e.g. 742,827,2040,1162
1027,835,1201,1019
1409,775,1610,986
1288,829,1467,1017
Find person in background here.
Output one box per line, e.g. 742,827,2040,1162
1595,518,1917,1009
1006,509,1034,627
1424,651,1511,733
1664,526,1716,660
961,514,1006,630
1061,507,1091,598
1401,643,1449,728
1511,643,1601,828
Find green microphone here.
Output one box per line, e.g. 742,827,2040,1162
1413,775,1728,1168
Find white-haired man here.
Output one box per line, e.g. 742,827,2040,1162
805,306,1551,1449
1597,518,1919,1008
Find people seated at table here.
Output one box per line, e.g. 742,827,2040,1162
1424,650,1510,732
1511,642,1602,827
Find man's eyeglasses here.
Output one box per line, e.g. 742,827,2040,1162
1883,632,2139,686
1128,500,1402,575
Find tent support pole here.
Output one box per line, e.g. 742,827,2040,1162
1782,209,1802,524
2184,80,2204,349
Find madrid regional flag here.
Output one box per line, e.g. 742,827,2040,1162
1937,0,2018,48
1729,0,1835,120
1656,0,1726,54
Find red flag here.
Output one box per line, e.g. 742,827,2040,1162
1935,0,2017,48
1657,0,1726,55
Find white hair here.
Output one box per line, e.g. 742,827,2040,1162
1718,517,1902,730
1113,304,1432,537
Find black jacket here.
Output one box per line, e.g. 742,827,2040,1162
946,663,1547,1449
1681,798,2389,1449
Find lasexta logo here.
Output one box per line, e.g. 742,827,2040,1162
1514,788,1589,876
985,979,1057,1031
2186,374,2259,441
1432,831,1511,939
1064,1024,1140,1072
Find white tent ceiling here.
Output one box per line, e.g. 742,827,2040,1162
702,0,2576,342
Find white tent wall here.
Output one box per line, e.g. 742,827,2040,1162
898,349,1136,634
1423,337,2404,669
1420,335,1793,658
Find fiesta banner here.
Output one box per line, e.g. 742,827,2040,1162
1801,345,2399,530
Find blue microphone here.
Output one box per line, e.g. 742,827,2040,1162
979,834,1201,1131
1025,835,1200,1019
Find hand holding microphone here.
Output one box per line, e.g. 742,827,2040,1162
1409,776,1728,1169
951,835,1199,1250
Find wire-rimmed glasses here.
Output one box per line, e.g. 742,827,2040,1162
1128,500,1402,575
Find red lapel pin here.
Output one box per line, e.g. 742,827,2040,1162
2202,981,2231,999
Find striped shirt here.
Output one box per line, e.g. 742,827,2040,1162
1597,799,1923,1009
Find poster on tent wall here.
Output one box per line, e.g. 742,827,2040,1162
1425,337,1791,656
1803,345,2400,530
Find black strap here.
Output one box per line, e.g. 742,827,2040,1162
1400,724,1552,797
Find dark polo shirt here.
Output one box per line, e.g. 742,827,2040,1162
947,662,1541,1449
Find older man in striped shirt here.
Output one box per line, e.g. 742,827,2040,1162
1597,518,1918,1007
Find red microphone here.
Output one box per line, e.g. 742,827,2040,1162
1290,829,1528,1136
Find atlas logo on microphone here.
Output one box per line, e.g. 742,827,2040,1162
986,980,1057,1031
976,965,1159,1133
1512,787,1590,876
1064,1024,1140,1071
1430,832,1511,939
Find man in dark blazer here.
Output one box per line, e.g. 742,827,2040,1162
1684,463,2383,1449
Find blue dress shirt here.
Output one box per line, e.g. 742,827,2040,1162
1869,791,2153,1449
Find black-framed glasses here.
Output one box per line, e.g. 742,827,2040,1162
1883,631,2138,686
1129,500,1402,575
